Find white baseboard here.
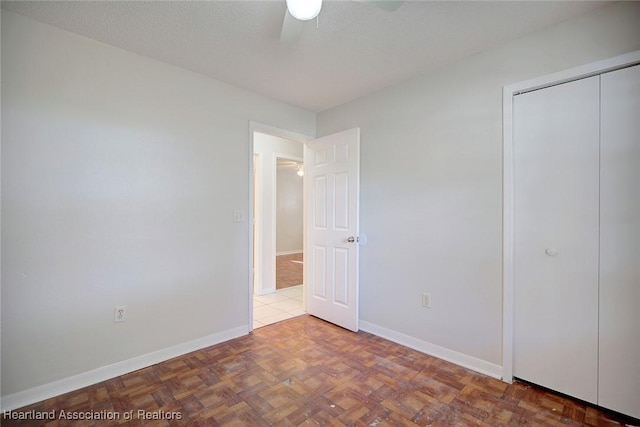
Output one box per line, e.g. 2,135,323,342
275,250,303,256
359,320,503,380
3,322,503,412
254,286,276,296
1,325,248,412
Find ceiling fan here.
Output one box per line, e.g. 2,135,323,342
280,0,404,44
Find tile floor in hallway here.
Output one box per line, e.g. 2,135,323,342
253,284,304,329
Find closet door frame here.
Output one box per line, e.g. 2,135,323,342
502,49,640,383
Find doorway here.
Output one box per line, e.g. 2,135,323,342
252,130,306,329
249,124,361,333
275,157,304,290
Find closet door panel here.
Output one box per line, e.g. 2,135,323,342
513,76,600,404
599,64,640,419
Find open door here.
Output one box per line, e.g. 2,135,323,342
304,128,360,332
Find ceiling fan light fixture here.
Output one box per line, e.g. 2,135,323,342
286,0,322,21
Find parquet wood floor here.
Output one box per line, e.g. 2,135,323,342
3,315,636,426
276,253,303,290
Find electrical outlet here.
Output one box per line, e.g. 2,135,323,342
114,305,127,323
422,293,431,308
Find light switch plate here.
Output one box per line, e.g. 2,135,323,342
233,209,246,223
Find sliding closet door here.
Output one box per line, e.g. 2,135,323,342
512,76,600,404
599,64,640,419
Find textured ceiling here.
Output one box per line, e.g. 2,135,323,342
2,0,609,112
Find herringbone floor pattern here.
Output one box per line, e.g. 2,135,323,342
3,315,635,426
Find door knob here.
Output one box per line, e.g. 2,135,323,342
545,248,558,257
347,236,359,243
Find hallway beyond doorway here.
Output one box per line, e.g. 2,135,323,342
276,253,303,289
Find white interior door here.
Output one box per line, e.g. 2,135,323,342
305,128,360,332
513,76,600,404
599,64,640,419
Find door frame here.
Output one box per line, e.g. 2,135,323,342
248,122,313,331
501,50,640,382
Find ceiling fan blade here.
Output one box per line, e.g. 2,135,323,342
354,0,404,12
280,10,304,44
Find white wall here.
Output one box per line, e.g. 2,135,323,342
317,2,640,369
276,163,303,254
253,133,303,294
0,10,314,402
3,0,640,408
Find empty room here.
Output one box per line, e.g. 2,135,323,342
1,1,639,425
